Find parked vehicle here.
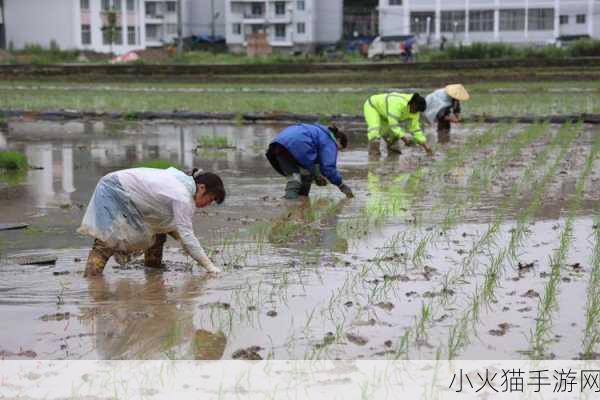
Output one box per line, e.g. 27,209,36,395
368,35,418,61
551,34,591,48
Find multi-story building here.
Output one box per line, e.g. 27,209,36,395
225,0,343,52
3,0,224,53
378,0,600,45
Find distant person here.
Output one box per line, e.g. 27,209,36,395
440,36,448,51
364,92,433,158
425,84,470,142
266,123,354,200
79,167,225,277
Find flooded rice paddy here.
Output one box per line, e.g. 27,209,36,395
0,119,599,360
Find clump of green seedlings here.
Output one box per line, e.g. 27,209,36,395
0,150,28,171
582,214,600,359
436,122,581,359
530,133,600,359
391,122,576,359
197,135,234,149
134,159,181,169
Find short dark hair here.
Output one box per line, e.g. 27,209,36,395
409,93,427,113
191,169,226,204
329,124,348,149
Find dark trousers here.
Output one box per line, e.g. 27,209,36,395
266,144,313,198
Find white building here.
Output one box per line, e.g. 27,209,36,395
225,0,343,52
378,0,600,45
3,0,224,54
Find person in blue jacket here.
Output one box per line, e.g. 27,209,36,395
266,124,354,200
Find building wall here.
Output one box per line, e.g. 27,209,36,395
189,0,226,37
378,0,600,44
5,0,76,49
225,0,342,52
315,0,343,43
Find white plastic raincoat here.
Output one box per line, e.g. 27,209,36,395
425,88,453,125
78,167,218,272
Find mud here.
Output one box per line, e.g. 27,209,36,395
0,120,599,360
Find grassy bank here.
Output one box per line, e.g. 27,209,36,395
0,81,598,117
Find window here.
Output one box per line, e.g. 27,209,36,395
389,0,403,5
166,1,177,13
297,22,305,34
146,25,159,39
166,23,177,35
297,1,305,11
146,2,156,16
101,0,111,11
559,15,569,25
113,0,121,10
528,8,554,30
128,26,136,44
251,3,264,16
469,10,494,32
275,24,286,39
275,2,286,16
441,10,465,32
233,23,241,35
127,0,135,12
102,28,111,44
114,27,123,44
251,25,265,33
410,11,435,34
500,9,525,31
576,14,586,24
80,0,90,11
81,24,91,44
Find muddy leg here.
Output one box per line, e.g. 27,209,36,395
84,239,114,277
437,119,451,144
144,234,167,269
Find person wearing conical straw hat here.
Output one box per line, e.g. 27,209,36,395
425,84,470,142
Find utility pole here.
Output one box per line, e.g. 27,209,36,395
210,0,215,38
177,0,183,55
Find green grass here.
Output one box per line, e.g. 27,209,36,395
133,159,181,169
197,136,232,149
0,151,28,171
0,84,596,117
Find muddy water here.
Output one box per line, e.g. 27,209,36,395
0,120,598,360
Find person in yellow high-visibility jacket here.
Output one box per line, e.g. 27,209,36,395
363,92,433,157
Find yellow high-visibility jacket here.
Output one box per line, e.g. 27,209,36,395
367,93,426,144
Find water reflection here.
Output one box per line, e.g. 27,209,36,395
2,121,287,210
83,272,226,360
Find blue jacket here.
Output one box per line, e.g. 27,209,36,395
271,124,343,186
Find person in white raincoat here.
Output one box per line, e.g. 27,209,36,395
78,167,225,277
425,84,470,142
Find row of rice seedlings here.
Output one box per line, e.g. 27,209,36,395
338,123,505,240
409,123,542,267
530,132,600,359
388,124,573,359
581,212,600,359
461,122,577,275
435,123,582,359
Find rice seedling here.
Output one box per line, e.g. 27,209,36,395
581,213,600,359
0,150,28,171
197,135,234,149
133,159,180,169
530,132,600,359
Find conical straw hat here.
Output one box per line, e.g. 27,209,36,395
445,84,470,101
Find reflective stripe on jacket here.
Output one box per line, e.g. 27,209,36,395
367,93,427,144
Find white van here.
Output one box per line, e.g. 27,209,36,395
368,35,418,61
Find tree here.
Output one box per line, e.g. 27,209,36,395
101,8,119,54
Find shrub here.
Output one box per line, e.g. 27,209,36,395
0,151,28,171
568,38,600,57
